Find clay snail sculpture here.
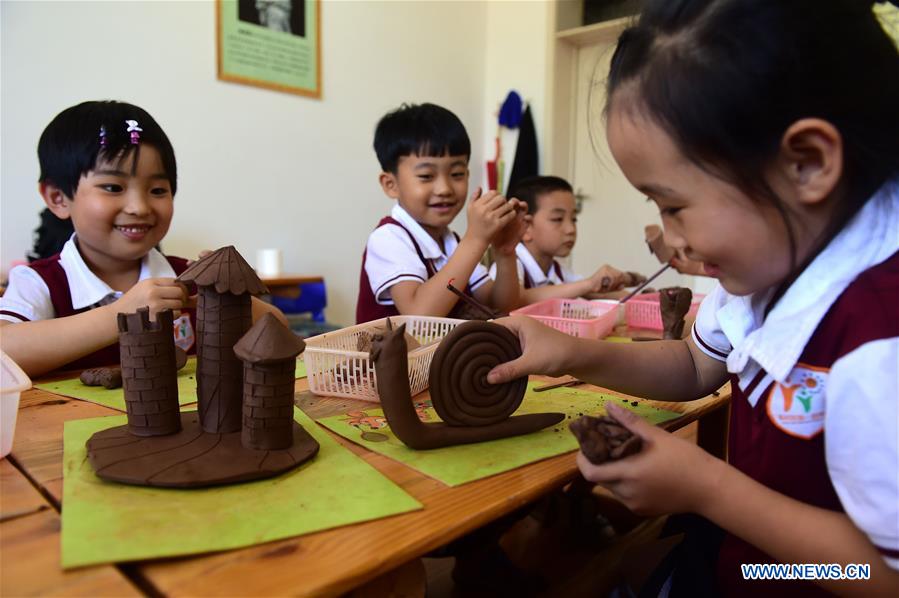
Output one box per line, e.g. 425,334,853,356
369,320,565,449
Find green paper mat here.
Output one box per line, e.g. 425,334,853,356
36,357,307,412
61,407,421,569
316,383,681,487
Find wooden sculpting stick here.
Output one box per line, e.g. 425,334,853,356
618,263,671,304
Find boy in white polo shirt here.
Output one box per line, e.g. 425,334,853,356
489,175,644,304
356,103,525,323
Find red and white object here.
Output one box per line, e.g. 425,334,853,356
511,298,619,339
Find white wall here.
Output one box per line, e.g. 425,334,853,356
1,0,489,325
481,0,552,186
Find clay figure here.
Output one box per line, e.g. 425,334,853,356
370,320,564,449
85,246,319,489
177,246,268,434
234,313,307,451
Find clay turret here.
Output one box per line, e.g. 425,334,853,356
117,308,180,436
234,313,306,450
177,246,268,433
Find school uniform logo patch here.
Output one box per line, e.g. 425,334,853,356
172,313,195,352
766,363,828,439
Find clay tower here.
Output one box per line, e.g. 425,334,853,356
117,308,181,436
234,313,306,450
177,246,268,433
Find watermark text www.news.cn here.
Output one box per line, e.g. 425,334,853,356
741,563,870,581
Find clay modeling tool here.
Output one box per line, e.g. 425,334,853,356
533,379,585,392
618,263,671,304
446,280,500,319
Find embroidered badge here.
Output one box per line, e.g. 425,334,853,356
172,313,195,352
766,363,828,439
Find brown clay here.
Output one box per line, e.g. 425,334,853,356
357,326,420,353
85,247,321,489
177,246,267,434
659,287,693,340
118,308,181,437
569,415,642,464
234,313,306,450
86,412,319,488
80,367,123,389
370,320,564,449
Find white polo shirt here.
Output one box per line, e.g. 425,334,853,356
364,204,490,305
487,243,582,288
693,179,899,568
0,235,177,322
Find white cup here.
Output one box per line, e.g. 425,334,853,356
256,248,282,278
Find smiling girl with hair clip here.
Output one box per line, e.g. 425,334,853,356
0,101,285,377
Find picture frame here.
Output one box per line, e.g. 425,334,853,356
216,0,321,99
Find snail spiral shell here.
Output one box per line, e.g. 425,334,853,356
429,321,527,426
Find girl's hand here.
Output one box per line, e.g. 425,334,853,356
486,315,578,383
116,278,189,320
577,402,725,516
490,199,528,256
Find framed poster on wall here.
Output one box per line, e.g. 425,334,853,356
217,0,321,98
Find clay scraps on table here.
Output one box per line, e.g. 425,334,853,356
79,347,188,390
80,367,123,389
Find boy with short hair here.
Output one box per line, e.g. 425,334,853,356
490,175,643,303
356,103,525,323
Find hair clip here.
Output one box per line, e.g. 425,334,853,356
125,119,143,145
99,125,108,147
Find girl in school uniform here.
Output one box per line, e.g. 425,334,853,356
1,101,284,377
488,0,899,595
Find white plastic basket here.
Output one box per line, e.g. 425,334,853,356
1,350,31,458
304,316,465,401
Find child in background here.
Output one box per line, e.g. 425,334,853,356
0,101,285,377
489,175,645,304
488,0,899,594
356,102,525,323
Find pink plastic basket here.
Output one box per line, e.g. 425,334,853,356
625,292,705,330
511,298,618,339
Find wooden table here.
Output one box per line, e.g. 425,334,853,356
1,344,730,597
